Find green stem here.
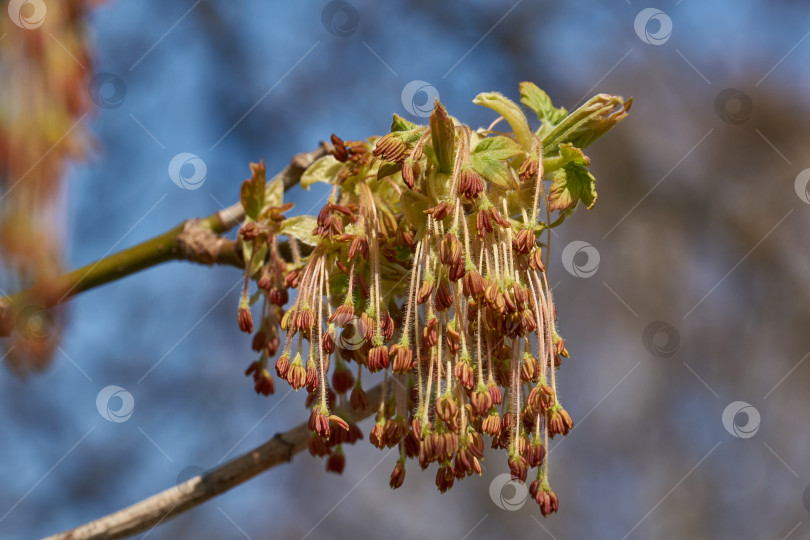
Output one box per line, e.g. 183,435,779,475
0,144,328,334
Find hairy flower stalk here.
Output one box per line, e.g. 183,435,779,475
234,83,629,517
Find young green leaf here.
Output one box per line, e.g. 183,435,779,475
241,161,267,220
547,145,597,211
249,243,268,277
471,153,513,188
470,136,524,188
519,82,567,136
474,135,524,160
266,177,284,208
542,93,632,155
543,142,590,173
279,215,320,246
473,91,533,151
301,155,343,190
429,99,456,174
376,161,402,181
391,114,419,132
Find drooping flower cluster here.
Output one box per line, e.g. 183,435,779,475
236,83,630,514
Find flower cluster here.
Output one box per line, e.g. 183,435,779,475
236,83,630,513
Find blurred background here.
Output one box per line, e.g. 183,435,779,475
2,0,810,538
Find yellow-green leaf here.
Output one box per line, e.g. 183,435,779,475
301,155,343,190
473,91,533,151
279,215,319,246
542,94,632,154
548,162,597,211
266,177,284,208
241,161,266,220
519,82,567,136
429,100,455,174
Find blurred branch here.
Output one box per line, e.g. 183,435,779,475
0,143,330,337
43,380,387,540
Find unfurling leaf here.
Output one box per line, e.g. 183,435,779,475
429,99,456,174
547,144,597,211
241,161,267,221
301,155,343,190
473,136,525,161
470,136,524,188
519,81,567,136
391,114,419,132
266,177,284,208
279,215,319,246
473,91,534,151
542,94,632,155
249,243,268,277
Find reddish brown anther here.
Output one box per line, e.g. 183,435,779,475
286,356,307,390
350,383,368,410
470,385,493,416
401,160,415,189
547,406,574,437
422,316,438,349
331,133,349,162
528,247,545,272
518,155,540,183
463,270,486,299
309,407,331,439
436,464,456,493
476,209,493,237
331,364,354,394
330,303,356,327
453,358,474,390
383,416,408,446
275,353,290,378
482,409,501,436
308,434,330,457
237,306,253,334
457,169,484,199
390,343,414,373
348,236,369,260
513,228,536,254
425,201,454,221
417,278,435,305
368,345,390,373
370,419,386,449
434,279,453,312
326,451,346,474
305,358,319,393
508,454,528,483
527,439,546,468
390,461,406,489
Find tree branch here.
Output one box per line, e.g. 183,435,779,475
44,380,387,540
0,143,330,337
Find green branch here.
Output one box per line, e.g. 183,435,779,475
0,144,329,336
